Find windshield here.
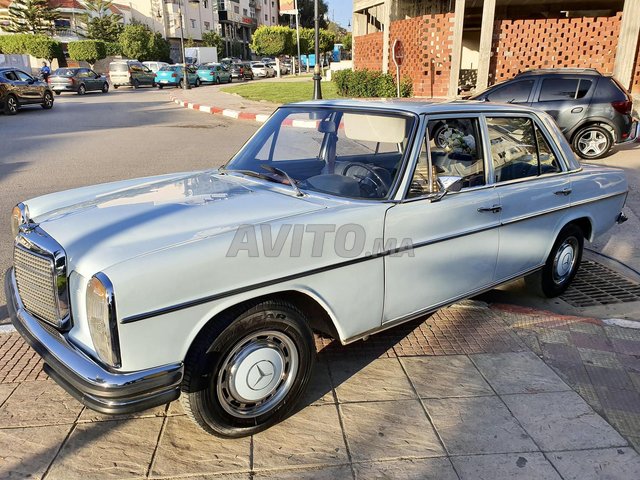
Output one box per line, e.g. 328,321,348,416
224,107,415,200
160,66,179,71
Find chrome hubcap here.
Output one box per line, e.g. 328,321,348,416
8,98,16,111
217,330,298,418
45,95,52,106
552,238,578,284
577,130,607,156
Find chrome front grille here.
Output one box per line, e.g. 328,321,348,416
14,245,59,325
13,227,70,330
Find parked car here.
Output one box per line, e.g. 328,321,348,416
108,60,156,89
228,62,253,81
251,62,275,78
155,65,201,89
471,68,638,159
0,67,54,115
6,101,629,439
48,68,109,95
240,63,254,80
197,63,231,84
142,61,169,74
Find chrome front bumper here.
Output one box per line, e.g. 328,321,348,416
621,119,639,143
5,268,183,414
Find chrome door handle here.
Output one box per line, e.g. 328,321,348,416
571,107,584,113
554,188,572,196
478,205,502,213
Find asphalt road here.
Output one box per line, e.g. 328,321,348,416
0,86,259,322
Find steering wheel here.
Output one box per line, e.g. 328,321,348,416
342,162,391,197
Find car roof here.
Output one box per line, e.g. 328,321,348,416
290,98,549,116
515,68,602,77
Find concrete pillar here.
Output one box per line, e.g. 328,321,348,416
382,0,392,73
476,0,496,92
613,0,640,89
448,0,466,98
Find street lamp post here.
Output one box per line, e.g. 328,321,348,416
312,0,322,99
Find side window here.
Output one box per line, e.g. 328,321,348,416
5,71,19,81
535,127,561,174
486,80,533,103
15,71,32,81
539,78,579,101
487,117,561,182
408,118,485,198
576,79,592,99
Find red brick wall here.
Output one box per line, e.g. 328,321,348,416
354,32,384,71
490,14,622,84
388,13,454,98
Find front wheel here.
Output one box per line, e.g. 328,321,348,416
158,84,163,89
4,94,18,115
102,83,109,93
41,91,54,109
572,126,613,160
526,224,584,297
194,78,201,88
78,84,86,95
180,300,316,438
133,79,140,89
178,79,184,89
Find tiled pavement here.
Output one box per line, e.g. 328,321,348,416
1,303,640,479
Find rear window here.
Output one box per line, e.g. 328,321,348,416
109,63,129,72
595,77,628,101
54,68,78,76
539,78,592,101
253,63,264,68
160,66,179,71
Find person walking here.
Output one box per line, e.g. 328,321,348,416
41,62,51,81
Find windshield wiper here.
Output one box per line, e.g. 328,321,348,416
261,165,305,197
219,167,272,181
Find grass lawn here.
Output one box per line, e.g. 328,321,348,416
221,80,340,104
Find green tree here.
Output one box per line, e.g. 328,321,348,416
201,31,223,52
68,40,107,68
118,24,168,61
28,35,63,63
5,0,59,34
342,33,352,51
185,36,196,49
298,28,334,54
0,34,32,54
81,0,123,42
297,0,328,29
250,26,293,57
149,32,170,62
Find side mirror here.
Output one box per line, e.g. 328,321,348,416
95,73,101,79
28,78,35,84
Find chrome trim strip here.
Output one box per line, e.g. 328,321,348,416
6,269,183,407
342,264,545,344
120,189,627,324
93,272,122,368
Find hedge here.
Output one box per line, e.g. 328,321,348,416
67,40,107,67
0,34,63,61
333,69,412,98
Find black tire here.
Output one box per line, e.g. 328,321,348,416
4,94,18,115
178,79,184,89
41,91,53,109
133,79,140,89
102,83,109,93
152,81,157,88
526,224,584,298
195,78,201,88
113,85,119,89
54,91,61,96
180,299,316,438
158,84,163,89
228,75,232,83
572,125,613,160
78,84,86,95
216,76,220,84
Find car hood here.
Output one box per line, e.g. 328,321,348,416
28,171,327,276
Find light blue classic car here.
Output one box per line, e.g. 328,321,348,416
155,65,200,89
6,100,629,439
196,63,232,84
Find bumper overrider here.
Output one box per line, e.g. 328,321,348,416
5,268,183,414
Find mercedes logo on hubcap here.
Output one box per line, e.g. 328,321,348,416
246,360,275,391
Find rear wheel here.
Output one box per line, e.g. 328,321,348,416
526,224,584,297
158,84,163,89
41,91,53,109
102,83,109,93
178,79,184,89
228,75,232,83
4,94,18,115
572,125,612,160
78,84,86,95
54,91,61,96
133,79,140,89
180,300,315,438
195,78,201,88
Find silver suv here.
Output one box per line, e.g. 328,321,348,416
472,69,637,159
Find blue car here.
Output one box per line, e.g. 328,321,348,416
155,65,200,89
197,63,232,84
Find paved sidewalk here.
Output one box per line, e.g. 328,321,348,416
2,302,640,479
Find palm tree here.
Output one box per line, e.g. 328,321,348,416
5,0,59,34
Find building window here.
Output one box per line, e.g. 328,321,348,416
264,14,268,21
203,0,207,7
190,19,196,28
243,8,247,15
204,21,210,30
234,5,239,13
271,1,274,6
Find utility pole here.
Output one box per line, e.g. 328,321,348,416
294,0,301,75
178,0,190,89
312,0,322,99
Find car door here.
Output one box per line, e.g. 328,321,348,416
383,115,501,323
87,70,101,90
484,114,571,280
76,69,91,90
533,77,592,136
13,70,39,102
